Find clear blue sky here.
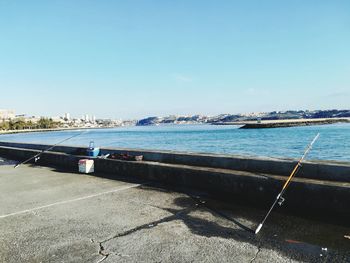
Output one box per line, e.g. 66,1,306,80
0,1,349,119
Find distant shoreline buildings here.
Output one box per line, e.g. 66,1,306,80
0,110,135,131
1,109,349,131
136,109,350,126
0,109,15,120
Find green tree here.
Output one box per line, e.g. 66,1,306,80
37,118,59,129
9,119,26,130
0,121,10,130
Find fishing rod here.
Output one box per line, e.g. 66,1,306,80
14,130,88,168
255,133,320,234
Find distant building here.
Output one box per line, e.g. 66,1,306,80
0,109,15,120
64,113,70,121
51,116,65,123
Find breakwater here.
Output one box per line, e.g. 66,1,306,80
240,118,350,129
0,141,349,223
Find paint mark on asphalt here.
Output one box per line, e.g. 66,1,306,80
0,184,141,219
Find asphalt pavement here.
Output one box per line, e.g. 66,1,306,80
0,157,349,262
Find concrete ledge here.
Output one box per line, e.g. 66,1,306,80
0,141,349,182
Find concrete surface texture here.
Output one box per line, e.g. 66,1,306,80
1,143,350,222
0,158,349,263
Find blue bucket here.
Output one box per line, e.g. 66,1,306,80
86,141,100,157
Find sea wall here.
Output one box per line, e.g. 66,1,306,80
0,141,349,222
0,141,349,182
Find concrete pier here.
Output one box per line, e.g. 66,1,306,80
0,141,349,223
1,141,350,262
1,160,350,262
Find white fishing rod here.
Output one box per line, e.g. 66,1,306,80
255,133,320,234
14,130,88,168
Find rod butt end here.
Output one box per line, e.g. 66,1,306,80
255,224,263,234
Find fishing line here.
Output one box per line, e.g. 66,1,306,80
14,129,89,168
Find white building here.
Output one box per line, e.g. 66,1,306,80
0,109,15,120
64,113,70,121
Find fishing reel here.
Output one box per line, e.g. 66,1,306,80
278,196,285,206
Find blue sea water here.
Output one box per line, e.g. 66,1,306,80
0,123,349,162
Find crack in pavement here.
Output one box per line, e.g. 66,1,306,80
249,246,261,263
93,241,109,263
94,193,257,262
99,242,109,256
94,199,201,261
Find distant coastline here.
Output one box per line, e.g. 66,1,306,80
0,126,113,135
1,117,350,135
136,109,350,126
1,110,350,134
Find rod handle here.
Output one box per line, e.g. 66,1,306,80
255,224,263,234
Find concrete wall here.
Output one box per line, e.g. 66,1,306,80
0,142,349,223
0,141,349,182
